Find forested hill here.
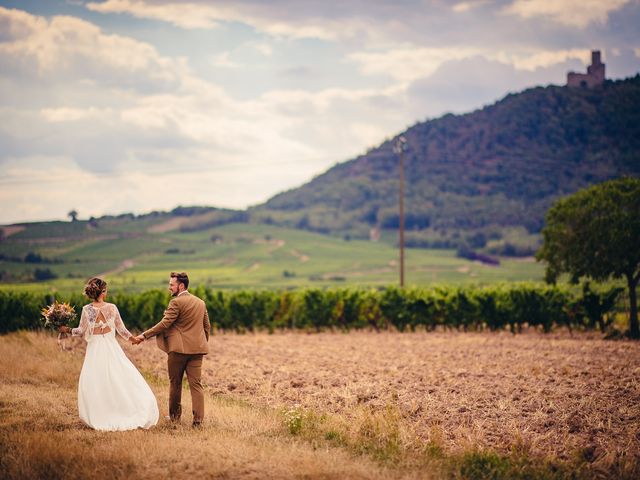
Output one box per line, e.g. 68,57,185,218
251,75,640,248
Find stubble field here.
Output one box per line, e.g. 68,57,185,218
1,329,639,479
129,329,640,478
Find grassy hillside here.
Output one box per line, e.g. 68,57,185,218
252,76,640,250
0,217,543,293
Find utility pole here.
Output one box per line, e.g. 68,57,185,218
394,136,407,287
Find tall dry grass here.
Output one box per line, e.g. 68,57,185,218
0,332,419,480
1,330,638,479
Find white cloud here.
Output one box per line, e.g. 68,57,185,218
86,0,221,29
0,155,307,223
405,54,575,121
0,7,417,223
210,52,242,69
86,0,370,40
502,0,631,28
348,46,484,85
348,45,591,85
250,42,273,57
0,6,185,89
452,1,490,13
1,2,638,223
492,49,591,71
40,107,110,122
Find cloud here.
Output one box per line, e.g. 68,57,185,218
452,1,490,13
405,55,579,119
210,52,242,69
250,42,273,57
348,45,593,86
0,155,314,223
0,6,185,91
502,0,631,28
493,49,591,71
348,46,484,85
1,2,638,223
0,6,418,223
85,0,372,40
86,0,221,29
40,107,110,122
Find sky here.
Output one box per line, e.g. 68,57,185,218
1,0,639,224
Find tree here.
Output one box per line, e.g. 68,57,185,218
33,268,58,281
537,177,640,338
68,210,78,222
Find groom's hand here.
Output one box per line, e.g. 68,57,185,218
130,335,143,345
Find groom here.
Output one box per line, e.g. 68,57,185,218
133,272,210,427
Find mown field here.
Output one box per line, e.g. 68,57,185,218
1,330,638,479
0,220,544,294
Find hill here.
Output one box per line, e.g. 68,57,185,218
251,75,640,252
2,76,639,289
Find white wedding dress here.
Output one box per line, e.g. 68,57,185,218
71,303,159,431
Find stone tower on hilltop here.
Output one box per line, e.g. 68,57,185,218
567,50,605,88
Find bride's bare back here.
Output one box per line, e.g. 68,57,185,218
92,308,112,335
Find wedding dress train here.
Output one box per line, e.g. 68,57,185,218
72,303,159,431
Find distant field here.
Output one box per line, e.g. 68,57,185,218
0,221,544,294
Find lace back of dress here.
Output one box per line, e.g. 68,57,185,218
93,308,113,335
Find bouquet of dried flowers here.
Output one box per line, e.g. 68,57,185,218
41,301,76,349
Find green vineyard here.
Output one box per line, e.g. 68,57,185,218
1,283,623,335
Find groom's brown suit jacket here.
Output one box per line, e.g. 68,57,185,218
142,292,210,354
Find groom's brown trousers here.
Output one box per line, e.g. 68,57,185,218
168,352,204,424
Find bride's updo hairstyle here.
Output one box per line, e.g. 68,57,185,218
84,277,107,301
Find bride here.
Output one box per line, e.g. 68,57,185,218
59,277,159,431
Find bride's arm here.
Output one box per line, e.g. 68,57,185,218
113,305,133,340
70,307,89,336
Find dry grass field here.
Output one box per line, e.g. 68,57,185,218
1,330,639,479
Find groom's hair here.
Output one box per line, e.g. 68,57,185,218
171,271,189,289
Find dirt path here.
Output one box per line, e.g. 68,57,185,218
98,259,135,277
0,225,25,238
290,249,310,263
147,217,185,233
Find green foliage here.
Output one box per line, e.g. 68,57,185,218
449,449,584,480
33,268,58,282
580,282,624,332
538,177,640,283
537,177,640,337
0,284,624,335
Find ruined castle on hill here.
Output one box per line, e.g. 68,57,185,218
567,50,605,88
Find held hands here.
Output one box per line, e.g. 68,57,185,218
130,334,144,345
